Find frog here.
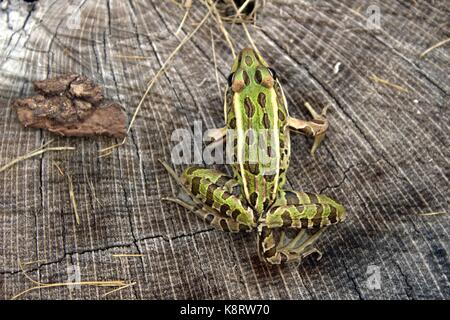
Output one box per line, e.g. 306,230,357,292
160,48,345,264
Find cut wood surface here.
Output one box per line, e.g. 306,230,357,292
0,0,448,299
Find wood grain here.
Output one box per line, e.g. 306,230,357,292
0,0,448,299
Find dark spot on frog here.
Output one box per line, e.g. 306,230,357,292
255,69,263,84
250,192,258,206
258,92,266,108
220,204,231,215
191,177,201,195
244,97,255,117
243,70,250,86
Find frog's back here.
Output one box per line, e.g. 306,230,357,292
225,48,289,214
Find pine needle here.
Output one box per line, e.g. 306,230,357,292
420,37,450,58
0,140,75,173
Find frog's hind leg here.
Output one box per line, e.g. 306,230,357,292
159,160,256,232
267,190,346,229
287,102,329,155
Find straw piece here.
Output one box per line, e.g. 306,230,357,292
175,0,192,35
12,260,132,300
420,37,450,58
67,173,80,225
417,211,446,216
369,74,409,93
204,0,236,58
102,282,137,297
0,141,75,173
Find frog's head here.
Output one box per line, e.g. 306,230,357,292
228,48,277,93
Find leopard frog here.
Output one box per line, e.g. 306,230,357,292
161,48,345,264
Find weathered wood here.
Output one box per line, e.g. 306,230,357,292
0,0,448,299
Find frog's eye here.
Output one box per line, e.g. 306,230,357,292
227,73,234,87
268,68,277,80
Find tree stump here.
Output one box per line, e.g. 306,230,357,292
0,0,448,299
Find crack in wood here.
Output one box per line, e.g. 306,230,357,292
0,227,215,276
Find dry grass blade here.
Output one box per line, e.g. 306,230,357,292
52,161,65,176
417,211,446,216
175,0,192,35
66,173,80,225
204,0,237,58
369,74,409,93
420,37,450,58
85,170,103,207
210,27,222,101
12,261,132,300
54,163,81,225
0,140,75,173
11,280,132,300
102,282,137,297
99,8,211,155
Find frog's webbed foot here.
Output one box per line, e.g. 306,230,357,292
258,227,325,265
278,228,324,263
287,102,329,155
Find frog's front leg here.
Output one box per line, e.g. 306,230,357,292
160,160,256,232
257,190,345,264
205,126,227,142
288,102,329,155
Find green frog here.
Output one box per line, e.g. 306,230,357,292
161,48,345,264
